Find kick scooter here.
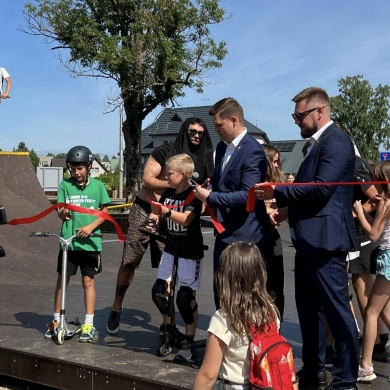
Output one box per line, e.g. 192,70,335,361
140,227,208,357
29,231,102,345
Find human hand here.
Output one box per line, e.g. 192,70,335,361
254,183,276,200
371,194,383,203
193,186,211,203
202,178,211,188
269,207,288,226
58,207,71,221
76,225,94,238
353,200,363,216
147,214,159,232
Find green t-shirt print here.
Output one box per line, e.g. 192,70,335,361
58,177,111,251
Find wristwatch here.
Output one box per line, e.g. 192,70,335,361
163,209,172,218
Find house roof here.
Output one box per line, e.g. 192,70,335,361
141,105,271,153
50,158,67,169
271,140,306,175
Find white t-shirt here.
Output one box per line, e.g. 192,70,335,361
0,67,10,94
208,309,250,384
208,309,281,385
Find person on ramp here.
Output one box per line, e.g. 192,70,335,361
0,66,12,99
149,154,204,363
44,146,110,343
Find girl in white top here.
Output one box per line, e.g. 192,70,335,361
353,160,390,382
193,241,279,390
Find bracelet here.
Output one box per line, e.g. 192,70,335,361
163,209,172,218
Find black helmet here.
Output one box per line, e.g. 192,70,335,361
66,146,94,164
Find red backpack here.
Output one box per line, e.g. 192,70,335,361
249,322,298,390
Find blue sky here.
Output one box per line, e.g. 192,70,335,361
2,0,390,157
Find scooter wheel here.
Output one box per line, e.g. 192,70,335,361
57,328,65,345
158,342,172,357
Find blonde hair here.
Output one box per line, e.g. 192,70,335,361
217,241,279,337
165,153,195,177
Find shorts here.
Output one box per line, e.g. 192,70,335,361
348,237,378,274
121,196,165,269
157,251,203,290
376,249,390,281
57,250,102,276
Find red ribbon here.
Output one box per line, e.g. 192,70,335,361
7,203,125,242
148,194,225,234
246,180,390,213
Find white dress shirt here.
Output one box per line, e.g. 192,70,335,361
221,129,247,172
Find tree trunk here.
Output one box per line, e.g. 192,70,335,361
122,101,143,202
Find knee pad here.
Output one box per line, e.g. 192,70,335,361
176,287,198,325
152,279,169,315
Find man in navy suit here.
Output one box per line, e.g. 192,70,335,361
256,87,359,390
194,97,269,308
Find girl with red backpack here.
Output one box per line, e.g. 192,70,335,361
194,242,289,390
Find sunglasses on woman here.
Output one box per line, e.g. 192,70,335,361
188,129,204,138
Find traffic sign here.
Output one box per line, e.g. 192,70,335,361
380,152,390,162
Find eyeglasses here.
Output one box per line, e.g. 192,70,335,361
188,129,204,138
291,107,318,122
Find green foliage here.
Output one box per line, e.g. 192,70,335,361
13,141,39,170
330,75,390,161
111,155,117,159
103,154,110,162
13,141,28,152
96,165,119,191
55,152,67,159
22,0,229,200
29,149,40,171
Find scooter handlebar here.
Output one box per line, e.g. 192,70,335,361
29,232,51,237
29,232,102,238
89,233,103,238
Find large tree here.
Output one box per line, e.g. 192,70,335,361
22,0,228,199
330,75,390,161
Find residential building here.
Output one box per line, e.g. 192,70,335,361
141,105,271,163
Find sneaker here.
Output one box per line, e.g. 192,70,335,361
372,342,387,361
79,324,96,343
357,365,376,382
44,320,59,340
106,309,121,335
174,343,198,363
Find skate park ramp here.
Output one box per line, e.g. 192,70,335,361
0,152,61,287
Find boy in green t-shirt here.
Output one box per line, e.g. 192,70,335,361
45,146,110,343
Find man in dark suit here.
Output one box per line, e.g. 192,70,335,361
194,97,269,308
255,87,359,390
